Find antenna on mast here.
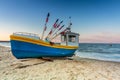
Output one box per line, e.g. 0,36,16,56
66,17,72,32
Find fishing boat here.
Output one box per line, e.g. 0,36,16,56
10,13,79,59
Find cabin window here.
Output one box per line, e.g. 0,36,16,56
61,35,66,42
68,35,76,43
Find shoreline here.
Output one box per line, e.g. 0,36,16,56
74,56,120,64
0,46,120,80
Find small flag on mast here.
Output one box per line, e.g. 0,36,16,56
59,25,64,30
49,30,52,35
57,21,63,28
53,19,59,28
46,13,50,23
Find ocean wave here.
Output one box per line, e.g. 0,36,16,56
75,51,120,62
0,42,10,47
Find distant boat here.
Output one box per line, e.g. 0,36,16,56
10,13,79,59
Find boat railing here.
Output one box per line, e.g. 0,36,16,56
13,32,40,40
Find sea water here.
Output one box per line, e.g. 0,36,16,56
0,41,10,47
76,43,120,62
0,42,120,62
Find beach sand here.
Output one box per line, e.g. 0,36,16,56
0,46,120,80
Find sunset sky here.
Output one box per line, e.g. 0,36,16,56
0,0,120,43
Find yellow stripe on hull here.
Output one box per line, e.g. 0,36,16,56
10,35,78,49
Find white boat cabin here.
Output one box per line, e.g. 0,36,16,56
61,31,79,46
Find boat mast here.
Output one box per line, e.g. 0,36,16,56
66,17,72,45
46,19,59,39
49,20,63,39
67,17,72,32
51,17,72,40
41,13,50,40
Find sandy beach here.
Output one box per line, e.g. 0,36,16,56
0,46,120,80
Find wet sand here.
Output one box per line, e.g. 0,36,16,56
0,46,120,80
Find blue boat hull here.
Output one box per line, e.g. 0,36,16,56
11,40,77,59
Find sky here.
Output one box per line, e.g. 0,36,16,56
0,0,120,43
